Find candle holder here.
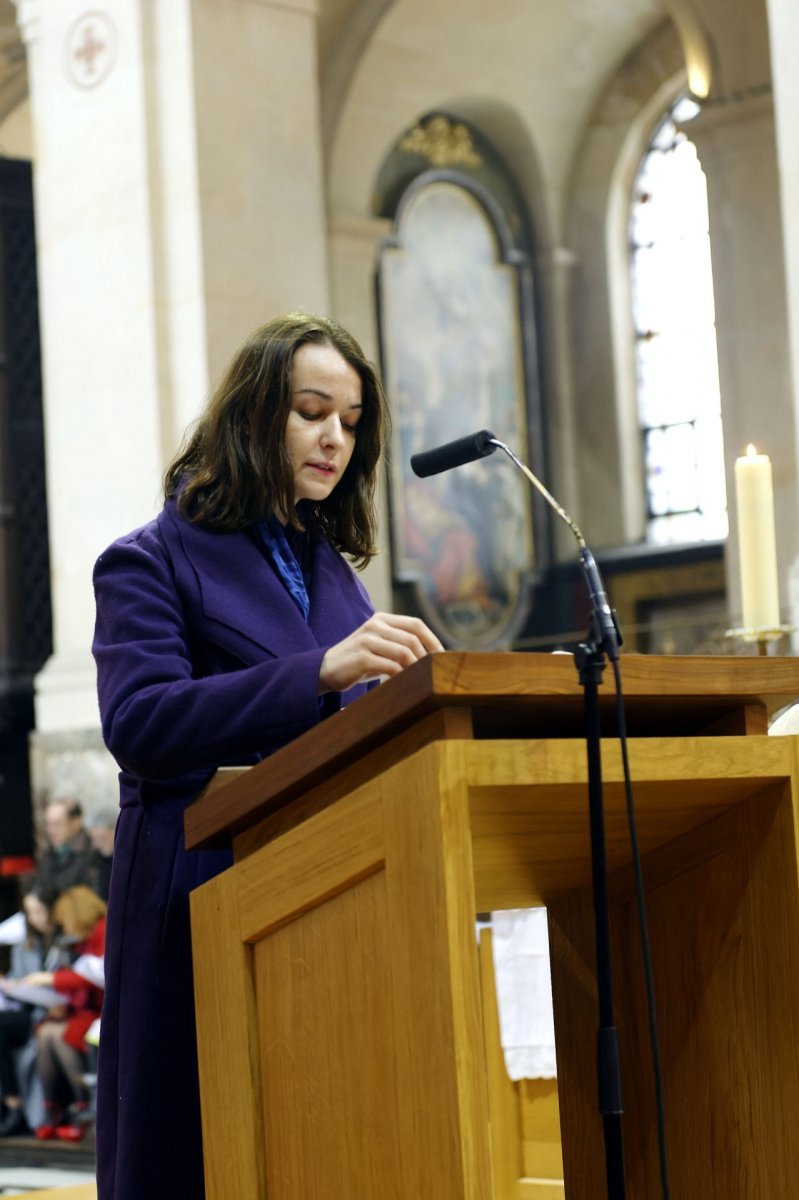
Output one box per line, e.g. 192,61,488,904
725,624,794,656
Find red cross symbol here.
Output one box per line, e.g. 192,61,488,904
73,21,106,78
64,12,117,89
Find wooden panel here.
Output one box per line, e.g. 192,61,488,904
545,890,606,1199
235,783,385,941
478,929,564,1199
381,742,491,1200
466,735,793,908
620,780,799,1196
253,870,403,1197
24,1189,97,1200
548,762,799,1197
232,706,473,860
697,701,767,735
191,872,265,1200
192,712,799,1199
606,554,725,656
221,742,493,1199
520,1080,563,1183
186,653,799,850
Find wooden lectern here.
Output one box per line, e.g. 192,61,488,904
185,652,799,1199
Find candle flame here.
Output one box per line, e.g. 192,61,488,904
746,443,758,457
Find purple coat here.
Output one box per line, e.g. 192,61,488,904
92,498,374,1200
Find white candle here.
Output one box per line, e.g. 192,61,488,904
734,444,780,631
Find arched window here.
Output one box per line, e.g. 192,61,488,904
630,97,727,545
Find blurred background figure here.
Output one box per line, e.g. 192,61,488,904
84,809,118,902
0,890,69,1136
32,800,100,900
19,885,106,1143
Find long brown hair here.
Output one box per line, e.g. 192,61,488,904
164,312,388,566
53,886,107,940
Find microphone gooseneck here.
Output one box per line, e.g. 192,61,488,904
408,428,620,660
486,437,586,548
486,437,621,661
486,438,620,660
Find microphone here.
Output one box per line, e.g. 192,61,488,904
410,428,622,660
410,429,498,478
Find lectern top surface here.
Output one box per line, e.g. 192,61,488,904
184,651,799,851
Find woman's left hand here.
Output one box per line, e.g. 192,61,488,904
20,971,54,988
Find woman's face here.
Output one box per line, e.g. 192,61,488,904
23,894,51,934
284,342,363,506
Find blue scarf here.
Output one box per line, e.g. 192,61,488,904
256,515,311,621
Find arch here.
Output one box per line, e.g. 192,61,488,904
665,0,714,98
429,98,553,254
318,0,397,160
322,1,551,244
330,89,549,252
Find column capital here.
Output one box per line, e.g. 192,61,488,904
328,211,392,249
535,245,579,273
11,0,41,46
243,0,319,15
682,88,775,162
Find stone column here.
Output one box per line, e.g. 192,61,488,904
534,246,584,558
14,0,330,800
685,94,798,629
766,0,799,648
14,0,176,805
188,0,329,382
328,211,392,610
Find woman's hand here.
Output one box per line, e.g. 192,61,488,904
318,612,444,694
19,971,54,988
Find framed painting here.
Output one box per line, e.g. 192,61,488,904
378,172,540,647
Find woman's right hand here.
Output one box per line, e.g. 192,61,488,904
318,612,444,694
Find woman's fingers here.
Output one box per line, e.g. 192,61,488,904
377,612,444,655
318,612,443,693
359,614,441,666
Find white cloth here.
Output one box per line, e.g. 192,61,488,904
0,910,26,945
491,908,557,1080
768,703,799,735
70,953,105,988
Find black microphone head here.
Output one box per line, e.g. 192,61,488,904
410,429,498,478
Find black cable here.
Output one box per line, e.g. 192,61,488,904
611,655,671,1200
577,642,627,1199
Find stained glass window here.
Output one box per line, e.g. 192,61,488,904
630,97,727,544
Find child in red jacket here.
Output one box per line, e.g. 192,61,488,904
19,884,106,1141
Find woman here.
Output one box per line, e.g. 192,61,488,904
20,885,106,1142
92,313,442,1199
0,889,67,1137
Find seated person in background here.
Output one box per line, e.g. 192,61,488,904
19,885,106,1142
83,808,118,902
0,890,69,1136
32,800,102,900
